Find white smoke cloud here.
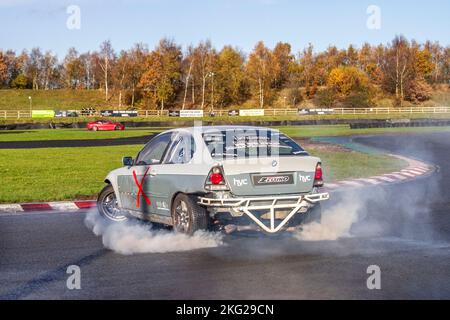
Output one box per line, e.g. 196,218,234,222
84,211,224,255
294,193,361,241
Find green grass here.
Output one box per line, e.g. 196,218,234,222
430,89,450,106
0,128,168,142
0,89,111,110
312,149,407,182
0,144,406,203
0,145,142,203
1,125,450,143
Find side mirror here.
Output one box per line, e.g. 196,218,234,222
122,156,134,167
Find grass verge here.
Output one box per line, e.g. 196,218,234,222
1,125,450,142
312,149,407,182
0,89,110,110
0,145,141,204
278,125,450,138
0,128,167,142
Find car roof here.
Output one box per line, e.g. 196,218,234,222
165,125,280,134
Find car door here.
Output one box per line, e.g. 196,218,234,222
104,121,115,130
149,132,198,215
117,132,175,217
97,121,105,130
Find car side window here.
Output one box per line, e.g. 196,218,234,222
136,133,173,165
165,133,195,164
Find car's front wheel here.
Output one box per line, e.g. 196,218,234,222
92,126,98,131
172,194,209,235
97,184,127,222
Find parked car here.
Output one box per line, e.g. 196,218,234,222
87,120,125,131
97,126,329,234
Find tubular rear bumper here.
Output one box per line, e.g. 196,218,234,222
198,192,330,233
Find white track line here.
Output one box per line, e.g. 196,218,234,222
323,183,340,189
339,180,365,187
385,173,409,180
356,178,380,185
374,176,396,182
0,204,24,213
49,202,79,211
407,169,426,175
400,172,417,177
402,170,424,176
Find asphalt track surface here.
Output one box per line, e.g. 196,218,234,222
0,133,449,299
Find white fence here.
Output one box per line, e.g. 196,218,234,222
0,110,33,119
1,107,450,119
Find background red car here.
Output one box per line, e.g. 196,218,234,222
87,120,125,131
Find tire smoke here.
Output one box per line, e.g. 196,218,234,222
84,211,224,255
294,191,364,241
294,172,440,243
294,193,362,241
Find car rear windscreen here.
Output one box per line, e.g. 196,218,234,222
202,129,308,159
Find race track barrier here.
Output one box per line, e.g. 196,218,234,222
1,106,450,119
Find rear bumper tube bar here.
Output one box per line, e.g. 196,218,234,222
198,193,330,234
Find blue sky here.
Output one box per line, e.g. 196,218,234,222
0,0,449,58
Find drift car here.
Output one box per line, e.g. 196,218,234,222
97,126,329,234
87,120,125,131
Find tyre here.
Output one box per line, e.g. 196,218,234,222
97,184,127,222
92,126,98,131
171,193,209,235
115,125,121,130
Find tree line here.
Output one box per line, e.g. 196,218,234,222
0,36,449,109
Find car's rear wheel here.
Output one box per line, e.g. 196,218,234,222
115,125,121,130
172,193,209,235
97,184,127,222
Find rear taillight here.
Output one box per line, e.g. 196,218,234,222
314,163,324,187
210,173,223,184
205,166,229,191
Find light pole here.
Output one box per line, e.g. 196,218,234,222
28,96,32,117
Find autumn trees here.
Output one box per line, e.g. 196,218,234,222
326,66,372,107
180,43,247,110
21,48,61,90
378,36,438,106
126,44,148,107
246,42,274,108
98,40,115,101
139,39,182,110
0,36,449,109
214,46,247,107
0,51,7,86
